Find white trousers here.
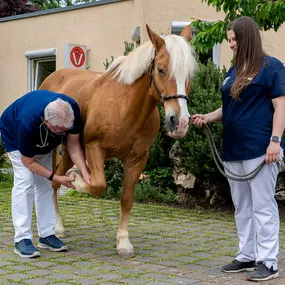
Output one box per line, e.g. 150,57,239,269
8,150,56,243
224,152,281,271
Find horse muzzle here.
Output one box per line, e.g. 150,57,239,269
166,116,189,138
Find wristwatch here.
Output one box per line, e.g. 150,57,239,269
270,136,281,143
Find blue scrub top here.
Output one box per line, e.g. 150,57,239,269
0,90,81,158
221,56,285,161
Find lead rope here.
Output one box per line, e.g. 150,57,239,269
203,124,285,182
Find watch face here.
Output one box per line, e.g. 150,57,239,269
272,136,279,142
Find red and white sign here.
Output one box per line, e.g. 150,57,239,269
70,46,85,67
65,44,87,69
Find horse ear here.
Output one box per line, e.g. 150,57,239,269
180,25,193,42
146,24,165,52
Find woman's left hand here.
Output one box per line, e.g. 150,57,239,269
266,141,281,164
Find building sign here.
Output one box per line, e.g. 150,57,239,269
64,44,87,69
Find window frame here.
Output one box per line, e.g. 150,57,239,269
25,48,57,91
171,21,221,68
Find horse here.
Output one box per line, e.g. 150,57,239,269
39,24,197,258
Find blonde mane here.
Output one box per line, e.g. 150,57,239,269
108,34,197,85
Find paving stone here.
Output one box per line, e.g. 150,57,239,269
52,273,74,280
74,268,99,275
145,281,172,285
95,265,121,271
53,257,78,263
33,261,57,267
96,273,122,280
28,269,51,276
195,260,224,267
74,261,96,267
0,283,24,285
0,261,13,266
46,283,73,285
162,276,199,284
2,273,30,280
9,264,34,271
121,277,147,285
73,277,99,285
156,260,184,267
0,268,10,274
24,278,51,285
173,256,197,262
50,264,74,271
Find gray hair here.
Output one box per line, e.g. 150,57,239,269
44,98,74,128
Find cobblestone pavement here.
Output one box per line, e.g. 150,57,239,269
1,187,285,285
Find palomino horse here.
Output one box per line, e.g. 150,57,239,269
39,24,197,258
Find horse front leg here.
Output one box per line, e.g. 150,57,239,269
117,153,148,258
53,187,65,238
52,150,74,238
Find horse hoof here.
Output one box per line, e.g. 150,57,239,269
55,232,66,238
117,248,135,258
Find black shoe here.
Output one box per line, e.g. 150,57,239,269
246,262,279,281
222,259,255,273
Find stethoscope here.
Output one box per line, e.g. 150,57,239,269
36,119,65,156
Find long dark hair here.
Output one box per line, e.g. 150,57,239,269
227,16,266,99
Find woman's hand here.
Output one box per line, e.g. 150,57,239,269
191,114,209,128
266,141,281,164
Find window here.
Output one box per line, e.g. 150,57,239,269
171,21,221,68
25,48,56,91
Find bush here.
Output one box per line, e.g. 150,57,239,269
0,140,6,167
179,60,228,189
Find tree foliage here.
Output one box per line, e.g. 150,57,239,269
191,0,285,53
0,0,39,17
32,0,98,10
32,0,73,9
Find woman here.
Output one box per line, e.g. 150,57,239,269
192,16,285,282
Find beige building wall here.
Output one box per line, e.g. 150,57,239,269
140,0,224,42
0,0,285,114
0,0,134,113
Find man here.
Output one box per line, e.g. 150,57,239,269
0,90,91,258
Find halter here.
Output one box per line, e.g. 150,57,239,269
148,56,189,103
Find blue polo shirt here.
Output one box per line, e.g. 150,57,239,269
221,56,285,161
0,90,81,158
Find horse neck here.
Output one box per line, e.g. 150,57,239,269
124,73,159,125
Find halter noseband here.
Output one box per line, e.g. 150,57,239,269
149,56,189,103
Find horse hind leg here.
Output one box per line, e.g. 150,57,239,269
52,149,74,238
117,152,148,258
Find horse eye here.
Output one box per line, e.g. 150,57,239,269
157,67,166,75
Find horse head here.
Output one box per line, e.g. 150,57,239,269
146,24,197,138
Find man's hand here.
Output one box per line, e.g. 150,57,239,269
54,175,75,189
82,170,91,185
266,141,281,164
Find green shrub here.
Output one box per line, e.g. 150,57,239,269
102,158,123,198
0,140,6,167
179,60,227,188
134,181,177,204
